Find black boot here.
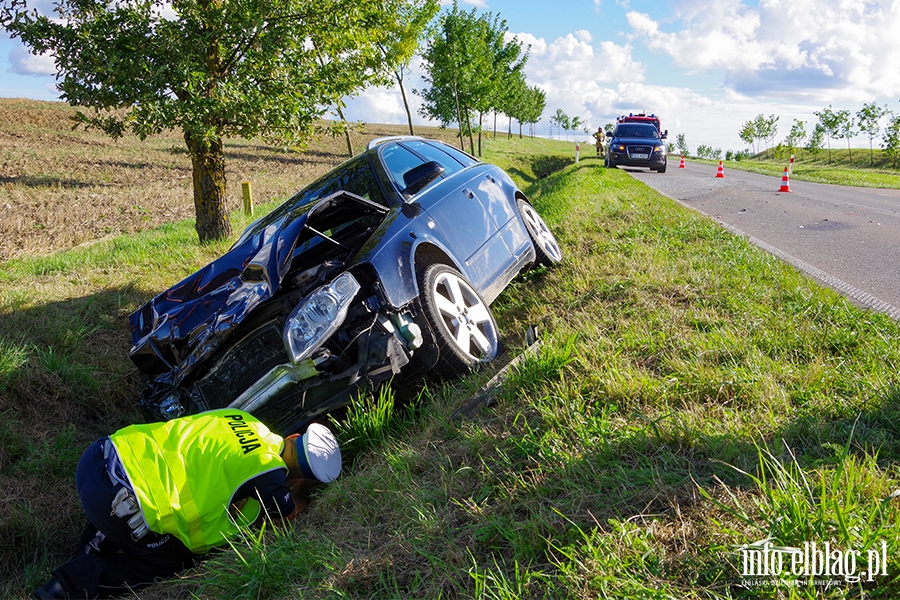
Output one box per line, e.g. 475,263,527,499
32,577,67,599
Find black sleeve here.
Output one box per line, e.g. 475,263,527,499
233,470,295,520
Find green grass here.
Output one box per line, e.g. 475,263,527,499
4,134,900,598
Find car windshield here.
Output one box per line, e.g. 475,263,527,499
616,124,659,139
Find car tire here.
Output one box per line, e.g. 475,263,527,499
418,264,500,376
517,199,562,266
657,162,667,173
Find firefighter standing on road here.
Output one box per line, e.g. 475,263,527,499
33,409,341,599
593,126,605,156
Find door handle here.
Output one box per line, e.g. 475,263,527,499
462,188,475,199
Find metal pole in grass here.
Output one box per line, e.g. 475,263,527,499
242,181,253,216
575,143,580,163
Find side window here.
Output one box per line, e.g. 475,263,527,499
403,140,465,177
380,145,426,191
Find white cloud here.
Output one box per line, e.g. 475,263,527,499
8,45,56,76
511,32,646,135
625,0,900,102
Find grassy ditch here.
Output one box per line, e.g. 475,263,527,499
167,149,900,597
3,135,900,598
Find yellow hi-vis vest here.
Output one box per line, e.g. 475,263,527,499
109,409,286,554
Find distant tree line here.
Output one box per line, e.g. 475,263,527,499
735,103,900,168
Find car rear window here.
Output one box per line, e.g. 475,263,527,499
401,140,466,178
412,140,478,169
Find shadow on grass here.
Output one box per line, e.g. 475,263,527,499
0,174,101,189
0,284,153,593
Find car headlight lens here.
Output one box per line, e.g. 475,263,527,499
654,145,666,153
283,272,360,363
616,144,626,151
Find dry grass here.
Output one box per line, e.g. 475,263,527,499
0,98,462,262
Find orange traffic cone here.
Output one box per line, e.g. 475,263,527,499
679,156,685,168
716,161,725,178
778,167,792,192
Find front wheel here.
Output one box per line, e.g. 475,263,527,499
418,264,500,377
517,199,562,266
657,162,667,173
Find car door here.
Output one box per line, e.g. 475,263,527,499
378,141,512,292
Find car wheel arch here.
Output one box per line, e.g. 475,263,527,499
412,242,463,294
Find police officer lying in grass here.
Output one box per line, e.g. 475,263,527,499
33,409,342,599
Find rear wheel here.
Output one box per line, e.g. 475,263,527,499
517,199,562,266
418,264,499,376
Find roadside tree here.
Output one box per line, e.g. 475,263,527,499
785,119,807,154
374,0,440,137
739,120,756,155
676,133,689,157
807,123,825,155
1,0,403,242
418,2,526,156
857,102,890,166
883,113,900,169
814,106,841,164
515,85,545,138
834,109,855,163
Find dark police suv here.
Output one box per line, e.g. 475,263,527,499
604,118,668,173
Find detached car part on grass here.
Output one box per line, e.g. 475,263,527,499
129,136,562,435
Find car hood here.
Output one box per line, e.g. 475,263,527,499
129,191,389,388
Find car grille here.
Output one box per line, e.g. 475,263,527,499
196,323,286,408
627,146,652,159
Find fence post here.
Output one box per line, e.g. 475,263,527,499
241,181,253,217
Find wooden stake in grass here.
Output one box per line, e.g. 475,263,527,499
242,181,254,217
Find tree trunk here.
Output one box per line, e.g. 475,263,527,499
334,104,353,157
477,111,483,157
463,103,475,155
184,131,231,243
396,68,415,136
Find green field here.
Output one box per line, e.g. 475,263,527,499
2,117,900,598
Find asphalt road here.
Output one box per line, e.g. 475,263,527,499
626,161,900,319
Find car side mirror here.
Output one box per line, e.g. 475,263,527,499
402,161,444,197
661,130,668,139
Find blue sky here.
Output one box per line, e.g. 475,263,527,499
3,0,900,153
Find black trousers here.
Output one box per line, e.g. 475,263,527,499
52,439,199,599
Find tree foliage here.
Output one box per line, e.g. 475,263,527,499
807,123,825,154
785,119,807,153
417,1,527,156
675,133,689,157
512,85,545,138
883,113,900,169
372,0,439,136
814,106,842,164
856,102,890,166
2,0,406,241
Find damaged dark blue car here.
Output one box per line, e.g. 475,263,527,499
129,136,562,435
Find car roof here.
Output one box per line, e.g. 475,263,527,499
366,135,425,150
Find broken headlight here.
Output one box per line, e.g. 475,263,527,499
283,272,361,363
